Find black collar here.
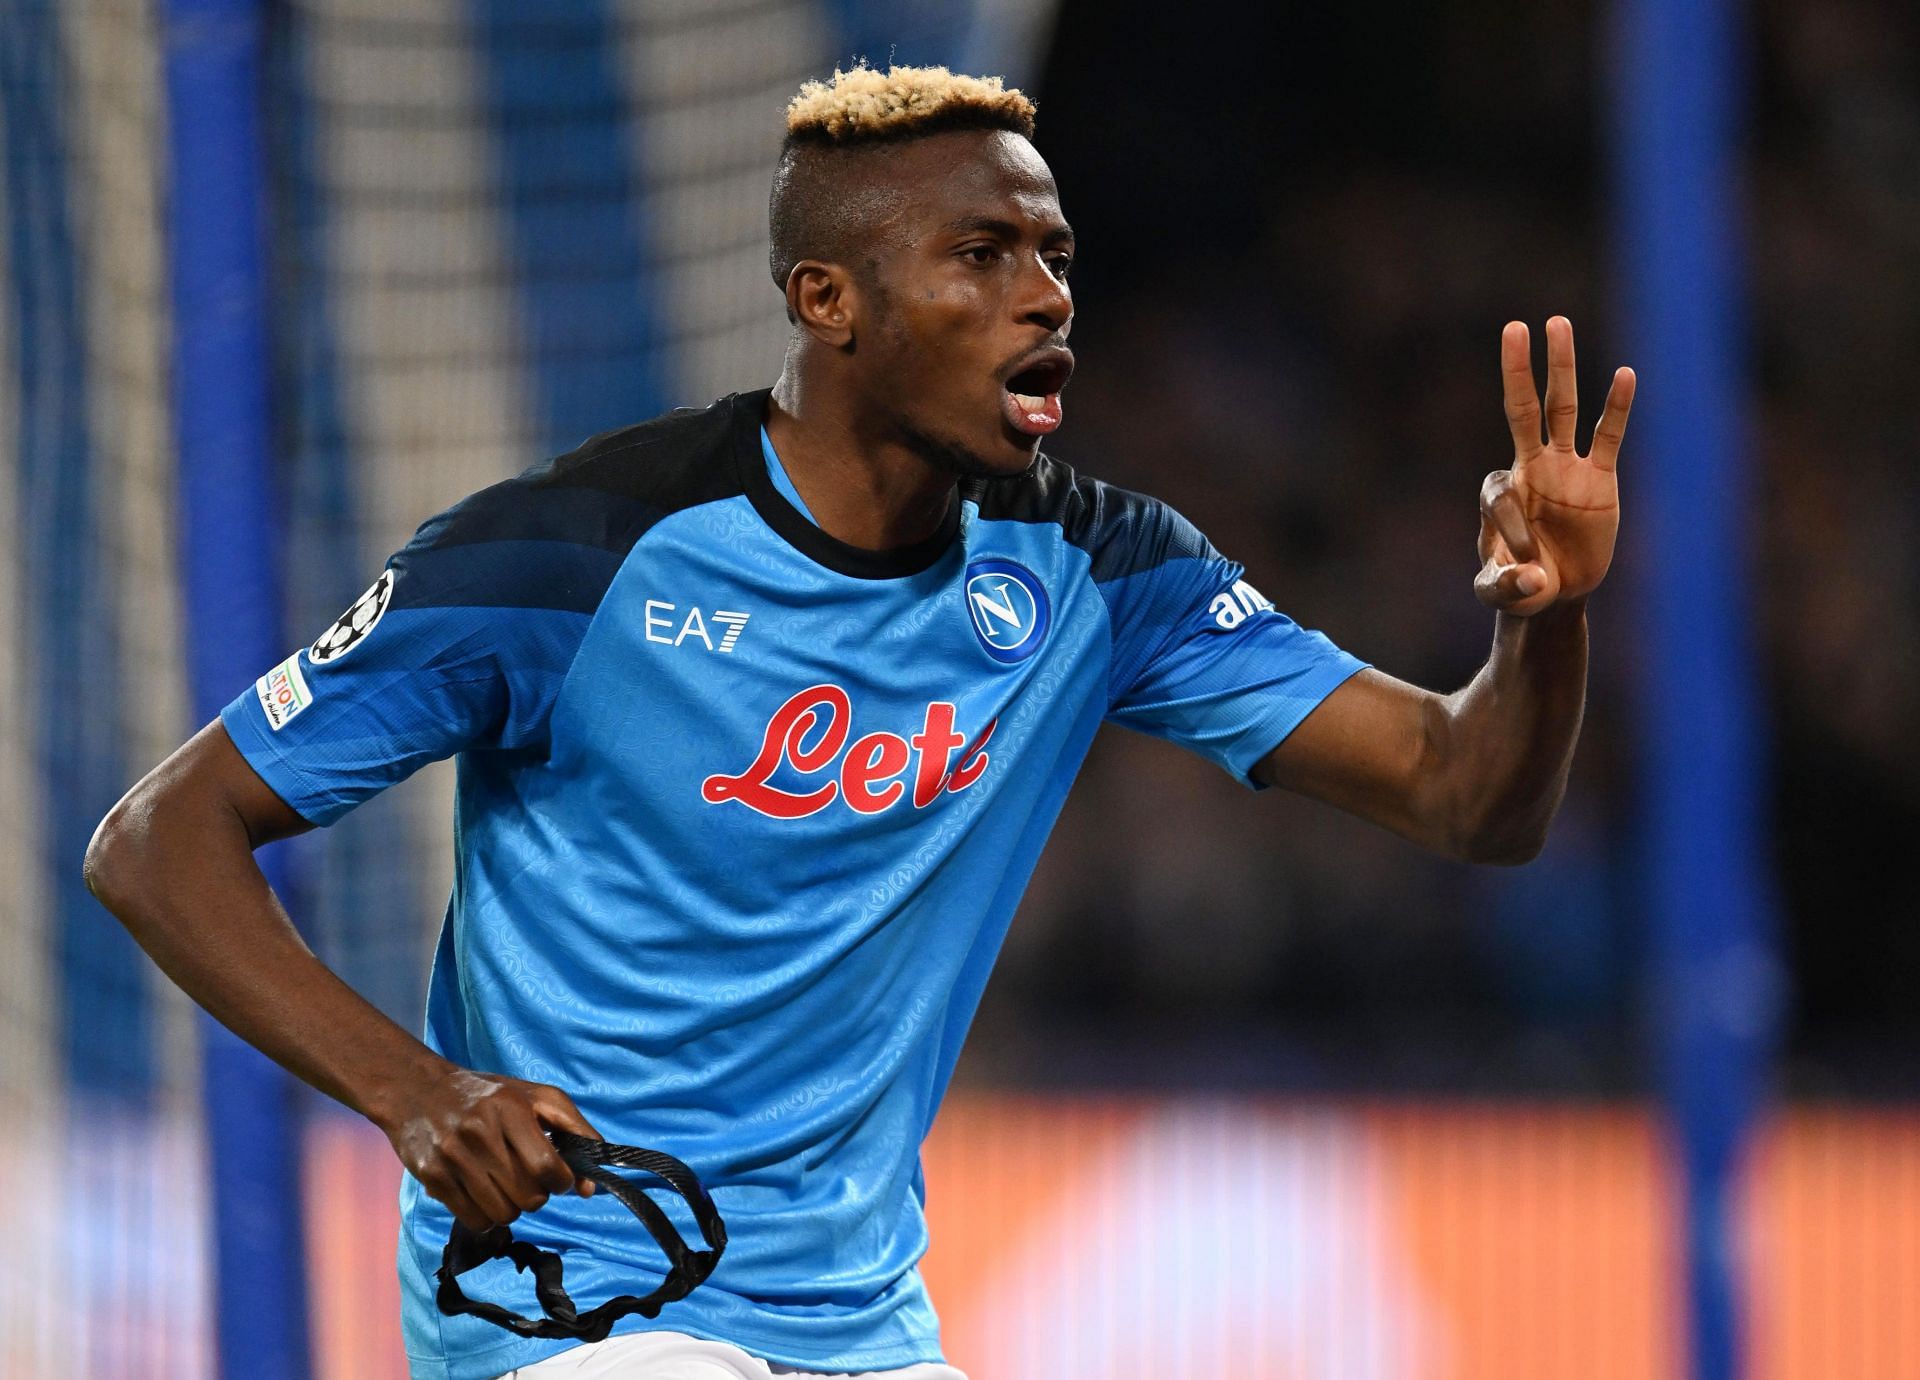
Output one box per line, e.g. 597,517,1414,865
729,389,963,580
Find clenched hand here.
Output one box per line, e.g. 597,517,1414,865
380,1066,602,1233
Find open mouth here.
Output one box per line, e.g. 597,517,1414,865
1002,349,1074,438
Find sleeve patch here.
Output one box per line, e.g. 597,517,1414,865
254,652,314,731
310,568,394,664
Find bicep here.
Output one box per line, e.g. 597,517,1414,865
88,719,312,918
140,719,316,849
1251,667,1450,849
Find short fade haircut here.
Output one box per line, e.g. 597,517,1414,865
769,64,1039,298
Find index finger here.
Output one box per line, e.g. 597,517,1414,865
525,1084,604,1196
1500,321,1543,460
501,1103,577,1197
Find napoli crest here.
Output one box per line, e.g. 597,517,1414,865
964,558,1049,664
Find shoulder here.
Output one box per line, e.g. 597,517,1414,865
412,397,745,556
390,396,750,615
968,451,1218,583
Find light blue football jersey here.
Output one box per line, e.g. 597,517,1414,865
222,390,1366,1378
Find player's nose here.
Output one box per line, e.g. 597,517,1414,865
1017,255,1071,334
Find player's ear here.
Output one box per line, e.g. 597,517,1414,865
784,260,856,349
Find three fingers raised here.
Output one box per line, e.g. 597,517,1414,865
1502,317,1636,466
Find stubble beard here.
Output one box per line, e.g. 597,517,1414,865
894,413,1035,481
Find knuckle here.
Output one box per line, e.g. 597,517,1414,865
478,1082,521,1113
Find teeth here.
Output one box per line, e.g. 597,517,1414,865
1013,392,1046,410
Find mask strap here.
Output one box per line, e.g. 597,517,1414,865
435,1130,728,1343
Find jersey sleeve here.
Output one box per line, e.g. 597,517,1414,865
1092,489,1367,786
221,486,623,826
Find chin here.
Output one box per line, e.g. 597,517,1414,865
992,432,1044,473
900,416,1037,479
954,425,1039,480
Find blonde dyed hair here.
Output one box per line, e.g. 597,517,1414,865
783,63,1036,145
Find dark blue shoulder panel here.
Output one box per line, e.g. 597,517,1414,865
967,453,1216,583
388,394,749,614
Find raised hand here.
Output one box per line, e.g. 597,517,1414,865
1476,316,1635,617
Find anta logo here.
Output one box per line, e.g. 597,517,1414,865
644,599,750,653
702,685,996,819
1209,579,1274,630
964,558,1049,663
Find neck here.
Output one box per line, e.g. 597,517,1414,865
766,366,958,552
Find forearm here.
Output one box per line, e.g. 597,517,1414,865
84,789,451,1123
1433,598,1589,862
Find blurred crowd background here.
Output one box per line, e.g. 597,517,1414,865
1,0,1914,1375
983,0,1918,1099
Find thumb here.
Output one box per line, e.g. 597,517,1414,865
1476,557,1560,615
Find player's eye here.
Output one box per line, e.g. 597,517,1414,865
1046,254,1073,281
959,243,1000,266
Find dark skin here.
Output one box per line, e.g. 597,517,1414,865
85,127,1632,1233
765,130,1077,545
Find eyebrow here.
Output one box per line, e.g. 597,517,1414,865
942,215,1075,246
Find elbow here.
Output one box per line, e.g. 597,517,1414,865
1412,693,1555,865
84,791,146,917
1416,700,1547,866
1451,804,1552,866
1457,825,1548,867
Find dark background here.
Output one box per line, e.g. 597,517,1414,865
955,0,1919,1097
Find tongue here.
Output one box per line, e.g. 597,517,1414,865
1004,389,1064,436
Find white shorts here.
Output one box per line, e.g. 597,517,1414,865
500,1330,968,1380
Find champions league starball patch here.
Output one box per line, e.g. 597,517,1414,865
310,568,394,664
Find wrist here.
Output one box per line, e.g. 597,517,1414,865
1500,594,1587,631
355,1048,460,1132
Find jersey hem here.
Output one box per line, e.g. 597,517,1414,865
407,1316,948,1380
1228,653,1371,787
219,694,340,825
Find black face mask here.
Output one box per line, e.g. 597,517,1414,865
434,1130,729,1343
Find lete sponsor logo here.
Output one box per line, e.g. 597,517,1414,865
701,685,996,819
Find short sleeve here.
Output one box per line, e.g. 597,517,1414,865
222,495,619,825
1094,493,1366,785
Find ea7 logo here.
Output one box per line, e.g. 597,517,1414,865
1209,579,1274,630
644,600,751,653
